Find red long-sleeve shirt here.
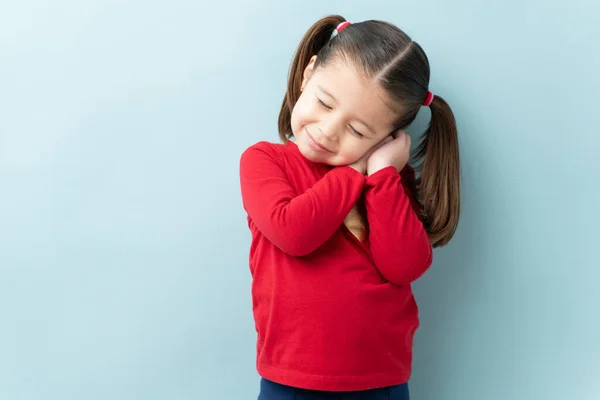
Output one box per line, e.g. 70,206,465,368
239,140,432,392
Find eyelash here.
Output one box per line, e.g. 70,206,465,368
317,98,332,110
317,98,364,138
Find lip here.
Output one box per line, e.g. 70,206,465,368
306,129,334,153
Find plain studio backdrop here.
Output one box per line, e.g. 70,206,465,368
0,1,598,399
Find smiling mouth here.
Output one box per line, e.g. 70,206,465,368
306,129,334,153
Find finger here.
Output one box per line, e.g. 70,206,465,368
394,132,410,146
366,139,390,157
362,135,394,161
376,135,394,148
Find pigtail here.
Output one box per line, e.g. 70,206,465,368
413,95,461,247
278,15,346,142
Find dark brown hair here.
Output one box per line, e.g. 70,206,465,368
278,15,460,247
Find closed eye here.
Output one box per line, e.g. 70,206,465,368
318,96,364,138
349,125,364,138
317,98,332,110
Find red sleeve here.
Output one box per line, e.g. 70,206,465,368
240,143,366,257
364,166,433,285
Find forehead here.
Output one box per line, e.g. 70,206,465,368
312,60,398,133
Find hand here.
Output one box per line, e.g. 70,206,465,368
367,131,411,176
348,136,394,175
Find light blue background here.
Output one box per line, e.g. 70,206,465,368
1,1,598,399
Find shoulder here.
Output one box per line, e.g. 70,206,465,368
242,140,285,155
400,164,416,182
400,164,423,213
240,140,294,166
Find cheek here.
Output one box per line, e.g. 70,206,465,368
290,96,313,133
334,140,373,165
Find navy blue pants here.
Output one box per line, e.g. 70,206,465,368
258,378,409,400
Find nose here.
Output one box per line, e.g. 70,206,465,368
318,117,340,142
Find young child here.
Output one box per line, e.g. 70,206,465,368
240,15,460,400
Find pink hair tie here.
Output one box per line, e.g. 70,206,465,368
336,21,351,33
423,91,434,107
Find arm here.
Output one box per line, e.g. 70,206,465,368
240,143,365,257
364,166,433,285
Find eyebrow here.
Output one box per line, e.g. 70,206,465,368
317,85,376,136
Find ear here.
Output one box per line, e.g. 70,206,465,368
300,55,318,92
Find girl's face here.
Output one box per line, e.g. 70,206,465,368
291,56,399,166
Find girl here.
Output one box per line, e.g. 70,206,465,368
240,15,460,400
